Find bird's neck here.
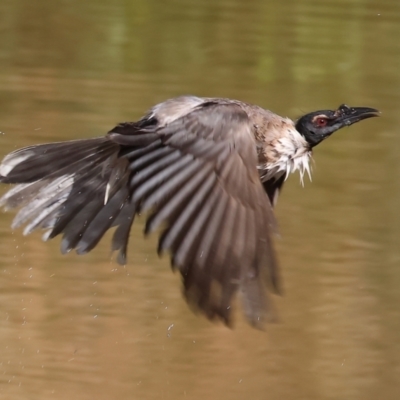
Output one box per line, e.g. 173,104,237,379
258,126,313,185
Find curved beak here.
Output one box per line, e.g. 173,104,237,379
335,104,380,126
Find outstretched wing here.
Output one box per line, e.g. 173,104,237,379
111,101,281,326
0,99,281,327
0,137,134,264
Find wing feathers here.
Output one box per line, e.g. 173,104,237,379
132,153,194,206
0,99,280,328
158,173,217,256
145,161,211,235
76,185,129,254
111,201,137,265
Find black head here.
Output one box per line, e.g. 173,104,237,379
295,104,380,148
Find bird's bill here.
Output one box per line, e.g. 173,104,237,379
335,104,380,126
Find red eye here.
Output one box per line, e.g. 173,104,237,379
315,117,328,127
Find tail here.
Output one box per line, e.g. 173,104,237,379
0,137,134,264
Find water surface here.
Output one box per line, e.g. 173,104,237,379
0,1,399,399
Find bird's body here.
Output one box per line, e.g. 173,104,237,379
152,97,312,183
0,96,379,327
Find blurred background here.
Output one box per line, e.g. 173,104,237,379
0,0,399,399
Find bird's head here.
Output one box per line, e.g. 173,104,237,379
295,104,380,148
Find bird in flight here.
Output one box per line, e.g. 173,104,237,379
0,97,379,328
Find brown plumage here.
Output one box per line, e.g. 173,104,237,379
0,96,379,328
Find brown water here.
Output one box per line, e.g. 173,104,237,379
0,0,399,399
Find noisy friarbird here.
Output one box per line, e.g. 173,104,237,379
0,97,379,328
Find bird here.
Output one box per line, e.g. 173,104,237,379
0,96,379,328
